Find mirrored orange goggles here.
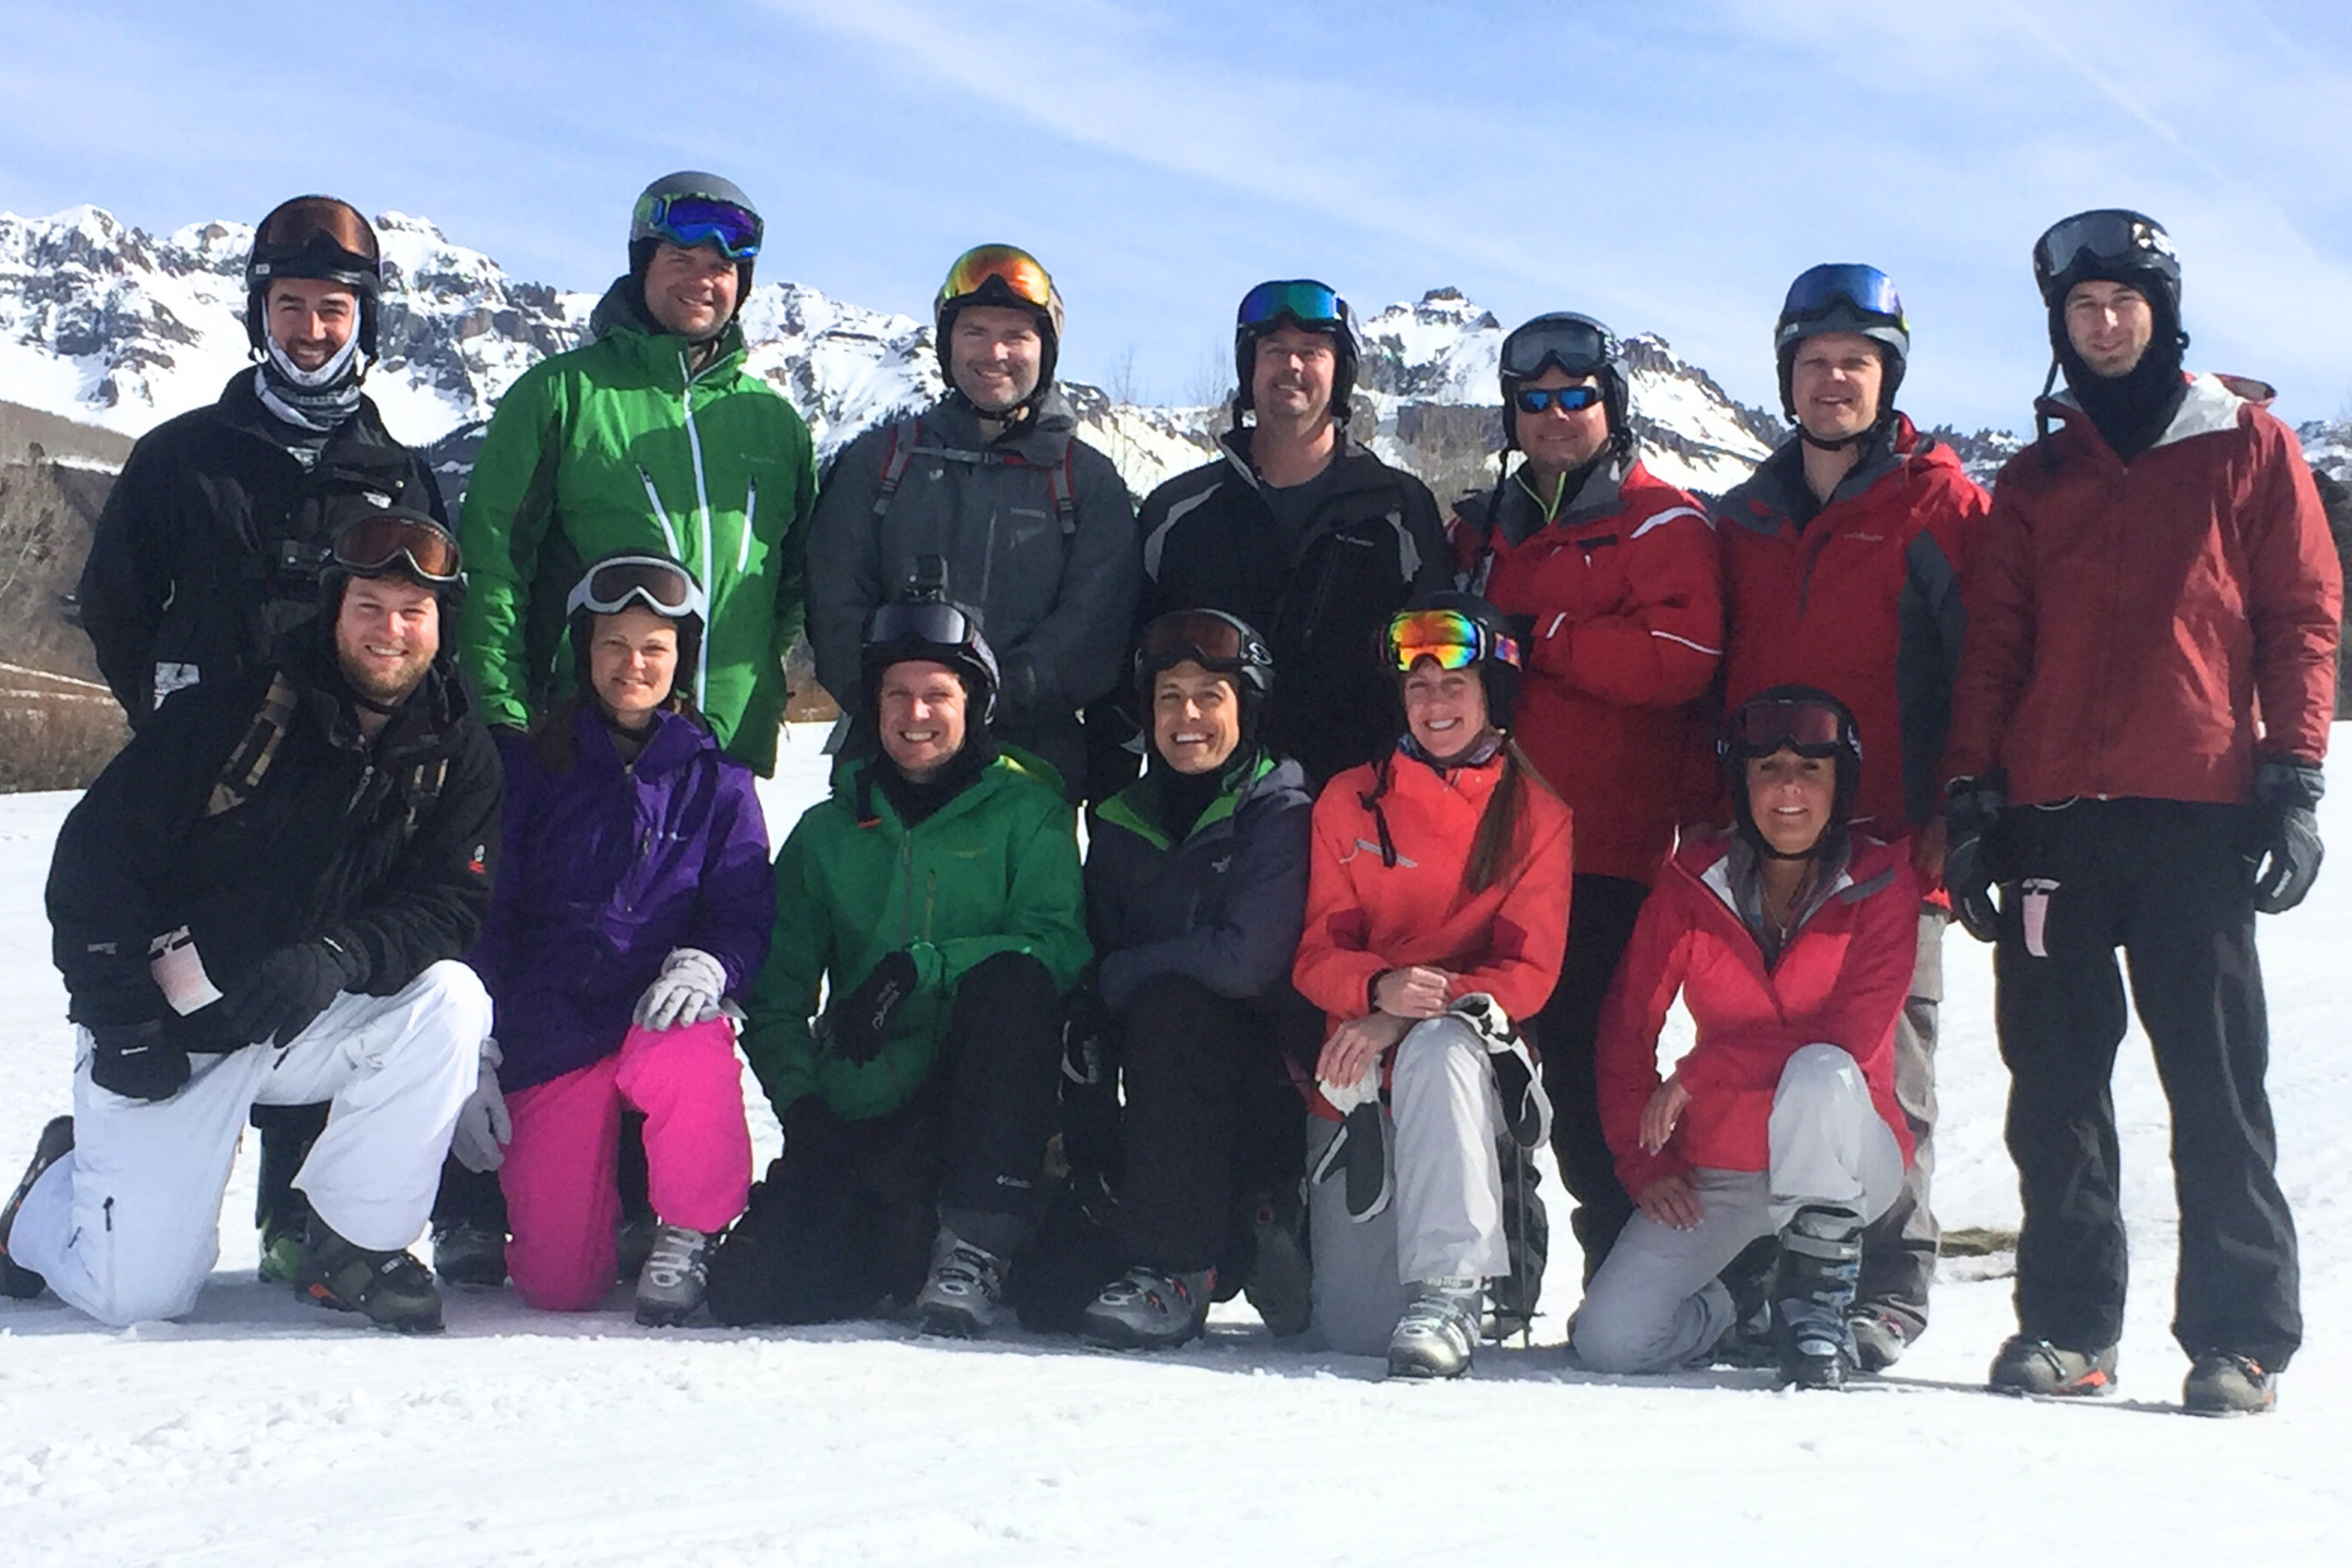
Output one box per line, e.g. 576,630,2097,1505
332,511,462,584
940,245,1054,310
1383,608,1520,673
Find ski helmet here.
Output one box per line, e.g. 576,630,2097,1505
861,591,1002,725
935,245,1066,409
1135,607,1275,738
1233,279,1359,423
564,551,708,705
1382,592,1522,733
2030,207,2182,360
1717,685,1863,862
322,508,464,616
245,195,383,358
1497,311,1632,455
629,171,764,326
1774,264,1909,426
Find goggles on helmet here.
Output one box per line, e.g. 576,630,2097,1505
866,598,980,653
1511,384,1604,416
1383,608,1521,675
1237,280,1350,332
1779,264,1905,332
249,196,381,290
332,512,462,585
567,555,708,621
635,192,763,260
1720,696,1854,760
1499,314,1617,382
939,245,1055,312
2032,209,2174,301
1139,609,1269,677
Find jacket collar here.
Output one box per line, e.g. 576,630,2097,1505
1730,414,1925,530
588,277,748,388
1097,748,1277,852
2035,371,2254,461
572,702,713,779
923,386,1078,464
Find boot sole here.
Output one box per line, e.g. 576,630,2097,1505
918,1305,988,1339
1081,1312,1204,1352
1386,1354,1470,1380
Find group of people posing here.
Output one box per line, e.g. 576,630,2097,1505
0,175,2338,1418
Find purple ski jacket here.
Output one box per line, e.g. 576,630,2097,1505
471,702,774,1092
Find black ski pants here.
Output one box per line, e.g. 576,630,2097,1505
707,950,1064,1325
1993,797,2299,1368
1534,873,1645,1283
1112,973,1313,1274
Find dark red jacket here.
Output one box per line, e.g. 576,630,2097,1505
1715,416,1987,838
1945,374,2341,801
1469,457,1722,884
1596,833,1918,1198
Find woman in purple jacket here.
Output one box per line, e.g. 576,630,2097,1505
459,553,775,1324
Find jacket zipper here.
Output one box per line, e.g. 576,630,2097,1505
637,466,681,557
739,478,757,574
680,353,718,705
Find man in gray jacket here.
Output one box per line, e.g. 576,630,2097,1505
805,245,1139,798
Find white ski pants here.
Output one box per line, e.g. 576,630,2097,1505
1306,1016,1516,1356
11,962,488,1327
1572,1042,1904,1374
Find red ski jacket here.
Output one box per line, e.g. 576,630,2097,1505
1715,417,1987,839
1470,457,1722,884
1596,833,1917,1199
1292,744,1575,1039
1944,374,2341,802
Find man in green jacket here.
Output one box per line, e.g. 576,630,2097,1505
458,171,815,777
710,593,1088,1338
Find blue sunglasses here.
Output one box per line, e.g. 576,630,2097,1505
1512,384,1604,415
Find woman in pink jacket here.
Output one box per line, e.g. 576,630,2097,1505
1571,686,1917,1388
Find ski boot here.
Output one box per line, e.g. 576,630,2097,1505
431,1221,509,1288
1773,1204,1863,1389
616,1212,658,1283
1987,1335,2116,1397
2184,1352,2277,1417
1388,1277,1484,1380
1240,1188,1312,1338
916,1228,1007,1339
2,1116,74,1300
1847,1305,1916,1374
1083,1264,1214,1350
634,1223,712,1327
297,1216,445,1334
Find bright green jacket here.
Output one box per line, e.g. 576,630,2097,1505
743,751,1090,1120
456,287,815,775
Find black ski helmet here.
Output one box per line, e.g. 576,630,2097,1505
1383,592,1522,733
2031,207,2184,362
1135,607,1276,739
245,195,383,359
861,592,1002,725
1718,685,1864,862
1773,264,1909,426
320,507,465,619
1232,279,1359,423
934,245,1066,410
629,171,764,327
1497,311,1632,456
564,551,708,706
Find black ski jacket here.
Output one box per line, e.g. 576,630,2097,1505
78,370,448,725
47,623,501,1052
1137,430,1449,786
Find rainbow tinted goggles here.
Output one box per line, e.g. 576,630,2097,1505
635,192,763,259
1383,608,1521,673
1238,279,1350,331
940,244,1055,311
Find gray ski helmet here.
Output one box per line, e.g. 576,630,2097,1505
1773,264,1909,423
245,195,383,358
1232,279,1358,421
628,171,764,322
935,245,1066,402
1497,311,1631,454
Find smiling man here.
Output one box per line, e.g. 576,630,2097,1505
2,512,500,1334
1711,265,1988,1373
805,245,1137,802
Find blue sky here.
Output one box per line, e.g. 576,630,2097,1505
5,0,2349,433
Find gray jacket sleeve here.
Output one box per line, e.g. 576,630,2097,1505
802,428,891,709
994,444,1140,721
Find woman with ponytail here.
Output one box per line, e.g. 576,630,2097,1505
1289,593,1574,1378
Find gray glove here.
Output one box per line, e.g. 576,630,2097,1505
448,1037,511,1174
634,948,728,1031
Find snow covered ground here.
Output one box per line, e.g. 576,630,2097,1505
3,725,2349,1566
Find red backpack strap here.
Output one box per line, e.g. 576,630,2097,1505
869,416,925,525
1048,442,1077,534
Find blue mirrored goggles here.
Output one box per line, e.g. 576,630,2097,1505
1511,384,1604,416
1780,263,1905,330
1238,279,1349,330
637,193,763,260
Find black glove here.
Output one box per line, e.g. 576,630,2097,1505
218,937,365,1048
89,1019,190,1101
1943,776,2006,944
817,949,918,1066
2249,759,2325,915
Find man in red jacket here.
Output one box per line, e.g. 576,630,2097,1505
1714,266,1987,1371
1943,210,2341,1415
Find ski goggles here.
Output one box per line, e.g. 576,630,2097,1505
566,554,707,621
1720,696,1854,759
1511,384,1604,415
1237,279,1350,331
1138,608,1269,676
865,597,980,651
1384,608,1520,674
2032,209,2173,297
331,511,462,585
940,245,1055,311
1779,263,1905,329
635,192,763,260
1499,314,1616,381
251,196,380,272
